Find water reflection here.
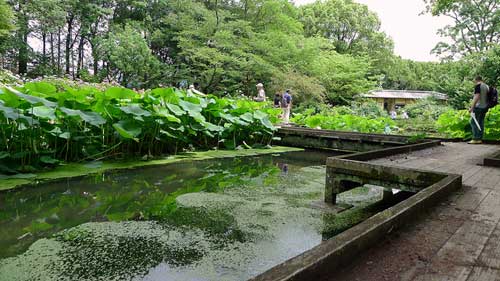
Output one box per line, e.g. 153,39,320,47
0,150,406,281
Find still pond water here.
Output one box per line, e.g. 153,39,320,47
0,150,391,281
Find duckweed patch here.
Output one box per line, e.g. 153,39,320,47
0,150,407,281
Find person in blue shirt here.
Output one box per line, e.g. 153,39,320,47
281,90,292,124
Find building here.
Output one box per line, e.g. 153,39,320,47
361,90,448,112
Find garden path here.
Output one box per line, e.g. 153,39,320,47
326,142,500,281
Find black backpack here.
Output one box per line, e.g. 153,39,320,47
487,86,498,109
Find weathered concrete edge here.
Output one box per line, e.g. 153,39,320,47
277,127,410,144
483,150,500,167
0,146,304,192
251,172,462,281
335,139,441,161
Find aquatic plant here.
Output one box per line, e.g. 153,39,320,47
291,113,395,134
0,81,280,174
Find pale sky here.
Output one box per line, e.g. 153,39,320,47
294,0,453,62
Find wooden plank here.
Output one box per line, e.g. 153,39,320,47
412,265,472,281
466,267,500,281
434,190,500,264
475,171,500,190
477,221,500,269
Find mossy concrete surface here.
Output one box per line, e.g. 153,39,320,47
0,146,303,191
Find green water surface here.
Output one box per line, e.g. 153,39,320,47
0,150,391,281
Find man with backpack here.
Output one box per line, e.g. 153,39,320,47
469,76,498,144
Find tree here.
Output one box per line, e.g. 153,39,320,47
476,45,500,87
0,0,14,40
299,0,392,56
425,0,500,58
100,24,161,88
308,51,377,105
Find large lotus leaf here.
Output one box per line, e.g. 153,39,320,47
184,96,208,108
60,87,93,104
179,100,202,113
60,107,106,126
260,117,275,131
154,107,181,123
219,113,248,126
253,110,275,130
166,103,185,116
0,88,22,107
4,86,56,107
253,110,268,121
202,121,224,132
219,113,238,123
119,104,151,117
160,129,178,139
239,112,254,123
24,82,57,96
113,120,141,141
32,106,56,120
179,100,205,121
151,88,179,104
105,87,137,100
0,102,22,120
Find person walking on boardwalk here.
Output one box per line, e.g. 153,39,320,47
469,76,489,144
273,92,282,108
281,90,292,125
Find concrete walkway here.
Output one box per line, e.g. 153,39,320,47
327,142,500,281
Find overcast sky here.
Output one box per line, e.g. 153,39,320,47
294,0,453,62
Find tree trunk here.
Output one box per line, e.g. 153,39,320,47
57,28,61,74
17,1,29,74
65,15,74,75
76,35,84,78
91,41,99,76
42,32,46,58
50,33,55,68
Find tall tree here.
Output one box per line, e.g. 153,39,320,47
425,0,500,58
0,0,14,40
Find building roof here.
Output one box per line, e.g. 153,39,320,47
362,90,448,100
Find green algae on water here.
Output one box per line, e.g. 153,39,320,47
0,150,400,281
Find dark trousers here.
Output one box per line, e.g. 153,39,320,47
471,107,487,140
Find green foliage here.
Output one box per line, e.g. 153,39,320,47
292,112,395,134
299,0,392,55
437,106,500,140
269,70,326,106
425,0,500,58
404,98,452,120
0,0,14,40
436,109,472,139
308,52,377,105
476,45,500,87
100,25,161,88
0,81,278,174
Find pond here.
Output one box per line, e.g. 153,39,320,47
0,150,402,281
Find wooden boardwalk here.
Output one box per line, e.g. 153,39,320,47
327,142,500,281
